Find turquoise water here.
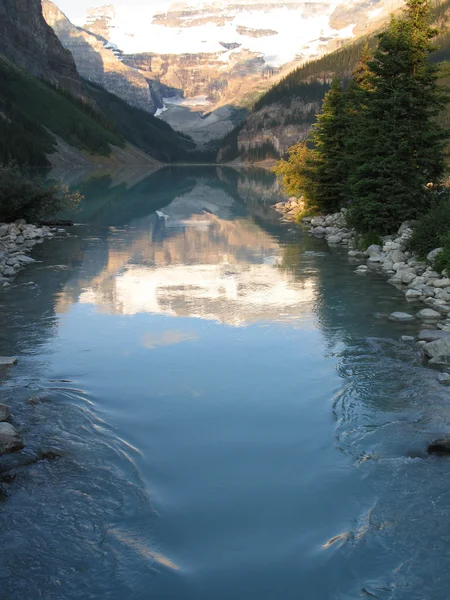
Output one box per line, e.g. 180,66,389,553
1,167,450,599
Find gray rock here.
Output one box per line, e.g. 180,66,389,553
433,278,450,288
418,330,450,342
401,335,415,342
389,311,415,322
427,248,443,262
417,308,441,320
438,373,450,385
0,404,10,421
0,357,17,366
401,272,416,284
389,249,406,264
313,226,326,235
15,255,36,265
423,337,450,364
367,244,382,257
327,234,343,244
311,217,325,227
0,422,23,454
368,255,384,263
405,289,422,299
0,404,11,421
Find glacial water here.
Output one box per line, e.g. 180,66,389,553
1,166,450,599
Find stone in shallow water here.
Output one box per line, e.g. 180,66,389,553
0,404,10,421
417,308,441,320
418,330,450,342
0,357,17,366
438,373,450,385
389,312,415,322
0,423,23,454
405,289,422,299
401,335,415,342
423,337,450,364
428,439,450,454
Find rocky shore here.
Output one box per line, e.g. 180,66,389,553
274,197,450,376
0,220,62,288
0,219,68,472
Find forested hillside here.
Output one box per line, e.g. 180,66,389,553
0,55,202,166
218,0,450,163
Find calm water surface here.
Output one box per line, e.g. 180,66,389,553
1,167,450,599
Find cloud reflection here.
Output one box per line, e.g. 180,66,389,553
142,330,199,349
63,188,317,326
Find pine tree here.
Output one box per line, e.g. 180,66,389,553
347,0,449,234
310,77,349,213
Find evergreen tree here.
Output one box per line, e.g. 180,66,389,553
348,0,449,234
310,77,349,213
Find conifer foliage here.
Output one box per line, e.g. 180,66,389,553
275,0,449,235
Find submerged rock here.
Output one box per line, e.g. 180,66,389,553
437,373,450,385
389,312,415,322
0,423,23,454
0,404,10,422
401,335,415,342
0,357,17,366
428,439,450,454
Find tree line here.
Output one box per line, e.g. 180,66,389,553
275,0,450,237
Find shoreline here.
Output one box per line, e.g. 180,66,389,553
274,197,450,387
0,220,66,289
0,219,70,460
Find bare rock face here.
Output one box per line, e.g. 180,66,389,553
0,0,82,95
42,0,158,113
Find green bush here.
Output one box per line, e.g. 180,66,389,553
0,163,81,222
433,231,450,273
356,231,382,251
407,192,450,258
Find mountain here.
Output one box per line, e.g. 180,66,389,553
42,0,178,114
0,0,199,165
217,0,450,162
60,0,403,144
0,0,82,96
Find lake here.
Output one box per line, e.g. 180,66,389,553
0,166,449,599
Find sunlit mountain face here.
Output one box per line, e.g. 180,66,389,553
49,0,401,142
56,176,317,326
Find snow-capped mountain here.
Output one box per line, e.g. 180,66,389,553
50,0,402,143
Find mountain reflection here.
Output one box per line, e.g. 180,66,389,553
55,168,316,326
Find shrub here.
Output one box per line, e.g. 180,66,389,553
0,163,81,222
356,231,382,251
407,190,450,258
433,231,450,273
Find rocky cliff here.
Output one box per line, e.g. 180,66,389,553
42,0,161,113
0,0,82,95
